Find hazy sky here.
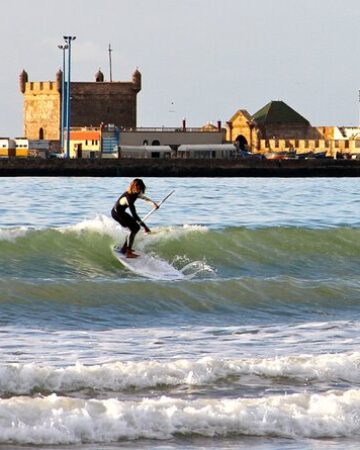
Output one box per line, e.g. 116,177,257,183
1,0,360,137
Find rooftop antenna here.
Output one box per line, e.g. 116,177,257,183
108,43,113,82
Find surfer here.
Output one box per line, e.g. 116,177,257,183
111,178,159,258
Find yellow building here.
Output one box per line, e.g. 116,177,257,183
68,128,101,158
226,110,257,152
226,101,360,158
15,138,29,157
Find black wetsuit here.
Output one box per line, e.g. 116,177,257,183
111,192,147,250
111,192,145,231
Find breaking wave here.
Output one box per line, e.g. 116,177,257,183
0,214,359,281
1,352,360,396
2,388,360,443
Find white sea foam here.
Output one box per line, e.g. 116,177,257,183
138,223,209,248
0,226,30,241
60,216,208,247
0,218,207,246
1,389,360,444
62,214,122,240
1,353,360,395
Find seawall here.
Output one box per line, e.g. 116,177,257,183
0,158,360,177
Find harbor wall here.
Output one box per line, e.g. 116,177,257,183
0,158,360,177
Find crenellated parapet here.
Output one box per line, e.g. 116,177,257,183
24,81,59,92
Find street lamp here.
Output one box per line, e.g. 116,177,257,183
58,44,68,151
63,35,76,158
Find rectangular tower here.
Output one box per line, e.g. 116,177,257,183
20,69,141,141
22,81,61,140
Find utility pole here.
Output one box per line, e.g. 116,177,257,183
108,43,113,82
63,35,76,158
57,44,68,151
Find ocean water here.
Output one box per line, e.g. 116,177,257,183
0,176,359,449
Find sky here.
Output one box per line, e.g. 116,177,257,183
1,0,360,137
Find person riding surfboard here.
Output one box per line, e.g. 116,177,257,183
111,179,159,258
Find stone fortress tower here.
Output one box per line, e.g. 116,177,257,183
20,68,142,140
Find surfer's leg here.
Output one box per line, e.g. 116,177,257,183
120,234,129,254
112,210,133,254
126,220,140,257
128,223,140,251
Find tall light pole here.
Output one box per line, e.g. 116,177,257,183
63,35,76,158
58,44,68,151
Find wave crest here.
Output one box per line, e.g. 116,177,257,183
1,352,360,396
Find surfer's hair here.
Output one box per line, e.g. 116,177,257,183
129,178,146,194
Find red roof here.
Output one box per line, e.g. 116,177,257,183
70,130,100,140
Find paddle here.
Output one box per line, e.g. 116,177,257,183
141,190,175,223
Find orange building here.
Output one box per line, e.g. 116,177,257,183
68,128,101,158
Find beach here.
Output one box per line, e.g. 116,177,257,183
0,176,359,449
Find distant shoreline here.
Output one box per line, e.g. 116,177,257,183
0,158,360,177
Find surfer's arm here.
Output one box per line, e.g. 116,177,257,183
129,203,151,233
138,193,159,209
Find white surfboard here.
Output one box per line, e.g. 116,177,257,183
112,246,184,280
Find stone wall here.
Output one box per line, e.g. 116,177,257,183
259,138,360,156
0,158,359,177
71,82,138,129
21,72,141,141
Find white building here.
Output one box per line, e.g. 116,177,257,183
116,145,173,159
0,138,16,157
177,144,237,159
